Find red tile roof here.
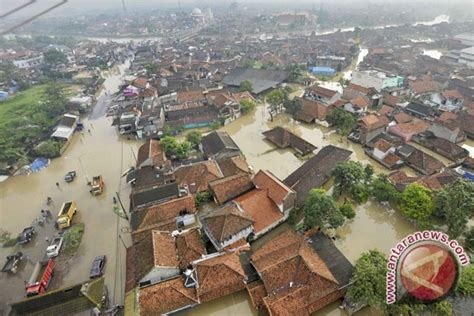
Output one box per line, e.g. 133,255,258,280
305,85,338,99
347,83,369,95
136,139,167,168
373,139,392,152
177,89,205,102
409,80,438,94
209,173,255,205
296,98,329,122
253,170,294,207
216,156,251,177
394,112,414,124
139,276,198,315
174,161,224,194
175,228,207,270
152,231,179,267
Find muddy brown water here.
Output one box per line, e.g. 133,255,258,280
0,63,137,312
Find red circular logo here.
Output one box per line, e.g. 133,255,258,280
400,244,458,301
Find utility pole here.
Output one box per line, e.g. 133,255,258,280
115,192,129,221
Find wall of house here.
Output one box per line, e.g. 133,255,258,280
219,226,254,250
352,71,384,91
282,192,297,213
255,212,289,239
428,124,462,143
140,267,180,287
361,126,386,144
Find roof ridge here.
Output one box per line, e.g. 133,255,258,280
171,282,199,303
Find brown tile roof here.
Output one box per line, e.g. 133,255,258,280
232,91,255,103
152,231,179,268
133,231,156,281
388,119,430,141
383,152,402,167
176,228,207,270
217,156,251,177
125,246,137,293
382,94,401,107
406,149,445,175
250,229,342,315
194,251,247,302
305,85,338,99
394,112,414,124
418,171,459,191
133,77,148,89
373,138,392,152
177,89,205,102
136,140,167,168
253,170,294,207
174,160,224,194
351,96,369,108
131,195,196,233
209,173,255,204
234,189,284,233
347,83,369,95
442,89,463,100
247,280,268,310
409,80,438,94
296,98,329,122
359,114,389,130
263,126,317,155
378,105,395,116
202,203,255,243
139,276,198,315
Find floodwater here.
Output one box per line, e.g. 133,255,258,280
423,49,443,60
0,62,137,312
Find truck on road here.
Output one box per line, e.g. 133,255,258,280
1,252,23,274
25,259,55,297
56,201,77,229
89,175,104,195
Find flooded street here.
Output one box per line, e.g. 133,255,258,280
0,62,138,312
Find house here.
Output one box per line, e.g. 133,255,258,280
209,173,255,205
344,97,369,115
130,182,180,211
51,114,79,141
429,117,466,143
131,195,197,240
263,126,317,155
388,119,430,142
202,131,241,160
284,146,352,206
365,138,403,169
201,202,255,250
207,92,241,124
351,70,403,92
349,114,389,144
295,97,329,126
409,80,439,96
216,155,252,177
437,111,474,140
10,277,105,316
430,90,464,111
247,229,353,316
458,47,474,68
389,170,459,191
223,67,289,94
138,276,199,315
405,148,445,175
412,132,469,162
136,139,168,169
163,100,219,129
234,170,296,237
175,228,207,270
304,85,341,105
174,160,224,194
127,166,175,192
404,102,436,119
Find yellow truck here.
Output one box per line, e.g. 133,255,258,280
89,175,105,196
56,201,77,229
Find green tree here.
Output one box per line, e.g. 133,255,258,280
175,141,192,160
240,99,256,114
346,249,387,309
430,300,452,316
210,121,221,130
371,174,401,204
239,80,253,93
42,83,67,117
35,140,62,158
326,107,356,135
332,161,371,203
464,227,474,253
266,89,287,112
339,203,356,220
186,131,202,148
283,98,302,117
400,183,434,228
303,188,350,230
433,178,474,238
160,136,179,156
457,265,474,296
43,49,68,65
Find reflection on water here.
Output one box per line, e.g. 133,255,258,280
178,291,257,316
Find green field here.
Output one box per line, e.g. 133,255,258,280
0,84,79,162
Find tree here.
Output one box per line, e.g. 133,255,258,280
332,161,370,203
210,121,221,130
240,99,256,114
400,183,434,228
159,136,191,160
42,83,67,117
43,49,68,65
371,174,401,204
175,140,192,160
283,98,302,117
266,89,287,112
239,80,253,93
464,227,474,253
326,107,356,135
186,131,202,148
339,203,356,220
303,189,350,230
35,140,63,158
456,265,474,296
346,250,387,309
433,178,474,238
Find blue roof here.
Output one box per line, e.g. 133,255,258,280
30,157,50,172
309,66,336,74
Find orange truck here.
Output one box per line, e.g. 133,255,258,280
89,175,105,195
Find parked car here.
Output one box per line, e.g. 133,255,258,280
17,227,35,245
46,237,64,258
89,255,106,279
1,252,23,274
64,171,77,183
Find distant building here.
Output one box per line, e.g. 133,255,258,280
351,70,404,92
51,114,79,141
459,47,474,68
454,34,474,46
308,66,336,76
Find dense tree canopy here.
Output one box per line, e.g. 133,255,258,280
239,80,253,93
326,107,356,135
456,264,474,297
160,136,192,160
370,174,401,205
400,183,434,228
186,131,202,149
303,188,352,230
43,49,68,65
283,98,302,117
332,161,372,203
433,179,474,238
240,99,256,114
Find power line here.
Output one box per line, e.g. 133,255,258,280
0,0,36,19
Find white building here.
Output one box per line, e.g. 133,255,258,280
459,47,474,68
351,70,404,92
13,55,43,69
454,34,474,46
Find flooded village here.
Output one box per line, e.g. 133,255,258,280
1,2,474,316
